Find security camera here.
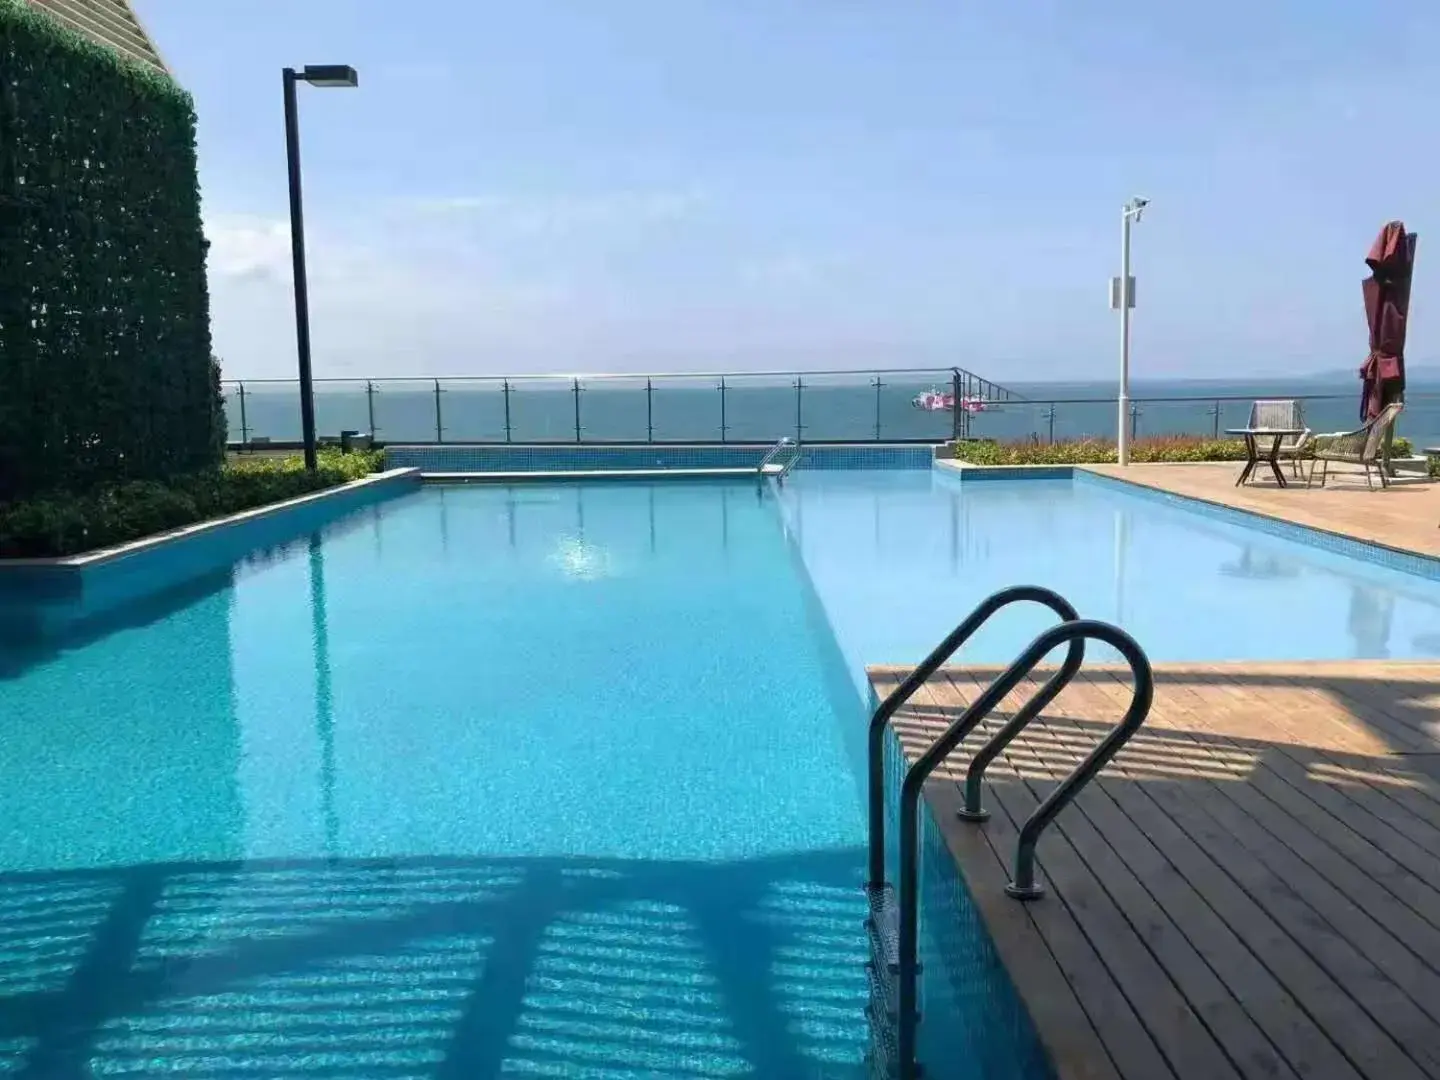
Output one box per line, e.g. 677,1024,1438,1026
1133,197,1149,208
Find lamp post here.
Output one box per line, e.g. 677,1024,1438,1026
283,64,358,470
1114,197,1148,466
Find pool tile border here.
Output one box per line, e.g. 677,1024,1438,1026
387,443,935,473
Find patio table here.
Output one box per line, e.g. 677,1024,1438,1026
1226,427,1305,488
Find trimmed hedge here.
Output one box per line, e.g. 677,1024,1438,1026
0,0,223,501
0,450,383,558
955,435,1413,466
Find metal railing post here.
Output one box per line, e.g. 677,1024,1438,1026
646,377,654,443
433,379,443,443
573,378,582,443
951,368,963,441
503,379,513,443
237,381,249,447
794,377,804,442
873,375,883,440
365,380,376,439
1046,403,1056,444
719,377,728,442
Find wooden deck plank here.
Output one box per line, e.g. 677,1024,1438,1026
946,669,1403,1080
900,676,1179,1080
870,660,1440,1080
942,670,1291,1080
1083,670,1440,988
1067,672,1440,1077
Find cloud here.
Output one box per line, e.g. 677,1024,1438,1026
739,252,848,290
203,210,577,378
205,214,292,283
409,188,709,236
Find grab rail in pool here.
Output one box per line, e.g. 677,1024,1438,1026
757,436,801,483
864,591,1154,1080
863,585,1081,1078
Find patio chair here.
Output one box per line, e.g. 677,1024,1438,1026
1247,399,1312,478
1306,401,1404,490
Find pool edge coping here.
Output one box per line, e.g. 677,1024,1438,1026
0,467,421,572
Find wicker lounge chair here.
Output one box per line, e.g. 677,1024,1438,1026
1306,402,1404,489
1248,400,1312,478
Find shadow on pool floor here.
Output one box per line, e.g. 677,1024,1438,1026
0,848,872,1080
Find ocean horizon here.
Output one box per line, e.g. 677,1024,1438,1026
221,371,1440,450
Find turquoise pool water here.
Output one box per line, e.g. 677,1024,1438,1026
0,483,876,1079
776,469,1440,688
10,465,1439,1080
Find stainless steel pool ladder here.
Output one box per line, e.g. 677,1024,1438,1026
757,436,802,484
862,585,1154,1080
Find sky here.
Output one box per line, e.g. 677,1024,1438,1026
134,0,1440,384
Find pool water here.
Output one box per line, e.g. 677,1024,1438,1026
0,483,873,1078
9,466,1440,1080
777,470,1440,689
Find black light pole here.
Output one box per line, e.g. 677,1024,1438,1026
283,64,358,470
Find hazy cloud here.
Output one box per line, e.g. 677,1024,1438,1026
409,188,710,236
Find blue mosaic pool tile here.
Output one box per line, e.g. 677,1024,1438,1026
384,443,935,473
1074,468,1440,580
942,464,1073,482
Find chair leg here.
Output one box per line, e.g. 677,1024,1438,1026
1364,464,1375,490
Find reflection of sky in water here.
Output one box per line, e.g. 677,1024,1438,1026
777,470,1440,685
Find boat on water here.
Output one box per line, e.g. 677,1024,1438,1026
911,388,990,413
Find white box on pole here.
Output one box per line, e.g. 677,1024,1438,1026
1109,275,1136,310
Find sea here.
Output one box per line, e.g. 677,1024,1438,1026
221,371,1440,451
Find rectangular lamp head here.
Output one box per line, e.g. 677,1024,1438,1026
302,65,358,88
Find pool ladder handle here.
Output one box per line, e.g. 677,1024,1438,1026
863,586,1156,1080
757,436,801,484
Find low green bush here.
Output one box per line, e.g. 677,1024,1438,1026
955,434,1414,467
0,449,384,558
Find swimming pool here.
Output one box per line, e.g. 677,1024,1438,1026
776,469,1440,690
0,482,890,1078
6,464,1440,1079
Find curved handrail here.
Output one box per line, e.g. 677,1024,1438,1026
893,619,1152,1076
757,436,795,478
866,585,1082,889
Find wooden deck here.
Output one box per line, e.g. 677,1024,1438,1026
1081,462,1440,558
870,661,1440,1080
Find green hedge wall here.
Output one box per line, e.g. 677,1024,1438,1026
0,0,223,502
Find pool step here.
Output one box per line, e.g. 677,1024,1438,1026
864,883,914,1079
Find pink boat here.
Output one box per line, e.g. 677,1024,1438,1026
911,389,988,413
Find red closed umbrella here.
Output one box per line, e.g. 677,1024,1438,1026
1360,220,1418,421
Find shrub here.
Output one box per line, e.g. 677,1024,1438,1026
0,1,223,499
955,435,1248,466
955,434,1414,467
0,450,383,558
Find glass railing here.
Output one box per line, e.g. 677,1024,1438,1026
222,375,1438,450
963,393,1440,449
221,368,1018,446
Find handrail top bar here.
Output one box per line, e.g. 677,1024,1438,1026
219,365,1017,387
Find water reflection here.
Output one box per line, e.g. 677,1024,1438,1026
1220,546,1301,580
1348,584,1396,659
308,534,339,856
